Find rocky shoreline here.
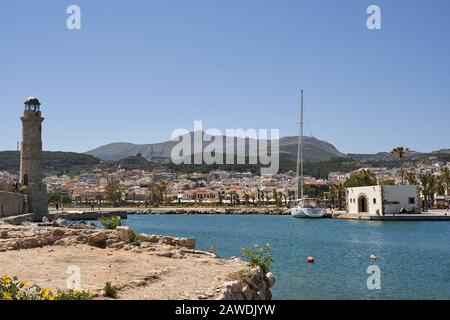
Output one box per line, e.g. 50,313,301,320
0,219,275,300
132,207,291,215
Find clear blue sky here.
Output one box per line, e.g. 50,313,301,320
1,0,449,154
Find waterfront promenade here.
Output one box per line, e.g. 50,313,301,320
48,206,450,221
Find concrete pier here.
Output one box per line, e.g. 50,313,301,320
333,211,450,221
49,210,128,221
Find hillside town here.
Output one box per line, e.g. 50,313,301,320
1,155,449,210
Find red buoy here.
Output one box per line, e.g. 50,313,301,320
307,256,315,264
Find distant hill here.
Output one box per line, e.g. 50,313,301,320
432,149,450,154
0,151,101,175
347,152,397,162
86,133,345,162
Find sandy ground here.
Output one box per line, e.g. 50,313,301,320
0,244,244,300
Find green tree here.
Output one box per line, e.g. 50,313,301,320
344,170,377,188
250,193,256,206
146,183,162,207
105,181,123,207
405,171,417,185
156,181,167,205
61,195,72,205
330,183,346,210
48,192,62,204
420,173,437,211
439,167,450,195
380,179,396,185
234,193,240,206
391,147,409,184
243,193,250,206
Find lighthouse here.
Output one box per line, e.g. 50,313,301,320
20,97,48,219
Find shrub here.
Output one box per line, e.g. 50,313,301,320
98,216,122,229
1,275,93,300
242,243,273,273
103,282,118,298
128,229,141,247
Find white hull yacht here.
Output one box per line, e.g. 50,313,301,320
291,90,326,219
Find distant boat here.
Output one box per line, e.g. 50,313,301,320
291,90,326,219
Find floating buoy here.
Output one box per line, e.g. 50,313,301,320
370,255,377,261
307,256,315,264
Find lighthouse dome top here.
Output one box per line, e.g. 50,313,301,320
24,97,41,106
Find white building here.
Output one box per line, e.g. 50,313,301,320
346,185,420,215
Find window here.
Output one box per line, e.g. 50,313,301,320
409,197,415,204
373,198,377,204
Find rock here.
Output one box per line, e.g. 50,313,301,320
139,233,196,249
180,238,196,249
242,285,253,300
266,272,276,288
87,232,108,248
139,233,159,243
116,226,130,242
52,229,66,237
256,289,267,300
227,281,242,294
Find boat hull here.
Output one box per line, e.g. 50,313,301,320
291,207,326,218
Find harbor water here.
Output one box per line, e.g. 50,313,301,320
121,214,450,299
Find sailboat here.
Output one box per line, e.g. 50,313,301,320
290,90,326,219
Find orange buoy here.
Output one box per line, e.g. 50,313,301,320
307,256,315,264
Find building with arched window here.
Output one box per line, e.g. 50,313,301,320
346,185,420,215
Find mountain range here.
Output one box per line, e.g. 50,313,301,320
86,133,450,165
86,133,345,162
1,135,449,180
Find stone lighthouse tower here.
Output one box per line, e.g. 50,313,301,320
20,97,48,219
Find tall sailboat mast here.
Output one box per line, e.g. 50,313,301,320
296,90,304,199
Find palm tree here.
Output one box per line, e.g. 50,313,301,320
391,147,409,184
405,171,417,185
156,181,167,205
420,173,437,211
440,167,450,195
243,193,250,206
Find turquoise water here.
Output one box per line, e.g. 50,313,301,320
121,215,450,300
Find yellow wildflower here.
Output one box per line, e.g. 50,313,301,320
87,290,94,297
1,275,12,284
41,288,51,299
20,280,29,287
2,292,12,300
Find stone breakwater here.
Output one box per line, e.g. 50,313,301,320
134,207,291,215
0,221,274,300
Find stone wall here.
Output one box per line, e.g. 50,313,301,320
0,192,28,218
